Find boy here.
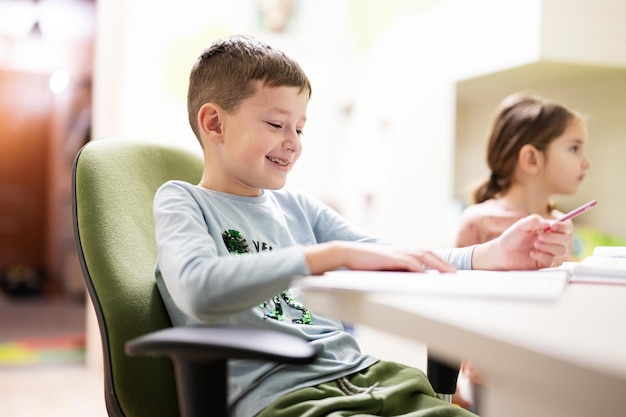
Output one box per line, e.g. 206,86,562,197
154,35,571,417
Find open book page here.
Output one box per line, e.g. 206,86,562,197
297,270,568,302
570,246,626,284
590,246,626,257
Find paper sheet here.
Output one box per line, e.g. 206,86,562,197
297,270,568,302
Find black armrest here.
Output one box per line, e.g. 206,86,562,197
125,326,318,417
125,325,318,363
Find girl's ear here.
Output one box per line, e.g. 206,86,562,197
518,144,543,174
197,103,223,137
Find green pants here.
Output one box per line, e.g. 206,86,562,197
257,361,477,417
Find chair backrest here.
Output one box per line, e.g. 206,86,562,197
72,137,203,417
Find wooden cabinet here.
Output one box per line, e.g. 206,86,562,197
0,70,52,292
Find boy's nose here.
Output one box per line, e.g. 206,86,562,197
283,133,302,153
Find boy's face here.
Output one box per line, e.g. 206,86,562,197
211,82,308,196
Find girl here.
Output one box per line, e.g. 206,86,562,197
453,93,592,411
455,93,591,258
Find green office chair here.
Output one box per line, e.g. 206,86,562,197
72,136,318,417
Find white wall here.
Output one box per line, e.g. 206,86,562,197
92,0,460,248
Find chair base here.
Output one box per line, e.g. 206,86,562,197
173,359,227,417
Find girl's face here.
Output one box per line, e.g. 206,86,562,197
214,82,308,196
541,117,592,195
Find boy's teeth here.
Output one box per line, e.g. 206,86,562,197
268,157,287,166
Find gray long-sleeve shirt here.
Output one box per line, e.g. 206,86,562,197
153,180,473,417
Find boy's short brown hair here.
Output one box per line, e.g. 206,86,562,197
187,35,312,141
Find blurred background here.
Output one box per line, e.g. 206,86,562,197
1,0,625,415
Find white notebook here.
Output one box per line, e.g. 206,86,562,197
298,269,568,302
570,246,626,284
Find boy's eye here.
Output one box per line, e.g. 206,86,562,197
267,122,304,137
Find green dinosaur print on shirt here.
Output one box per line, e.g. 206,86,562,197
222,229,312,325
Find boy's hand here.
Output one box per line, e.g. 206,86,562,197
305,242,456,275
472,214,573,270
344,244,457,273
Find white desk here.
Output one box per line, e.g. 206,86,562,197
298,272,626,417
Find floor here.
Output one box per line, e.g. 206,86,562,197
0,291,107,417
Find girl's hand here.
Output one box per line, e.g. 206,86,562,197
472,214,573,270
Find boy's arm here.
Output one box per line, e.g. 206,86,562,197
297,192,460,273
304,241,458,274
303,214,570,273
154,183,309,321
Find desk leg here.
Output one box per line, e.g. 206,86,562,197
483,380,588,417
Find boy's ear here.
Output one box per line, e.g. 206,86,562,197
518,144,542,173
197,103,223,136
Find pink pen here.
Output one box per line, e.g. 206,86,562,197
543,200,597,232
